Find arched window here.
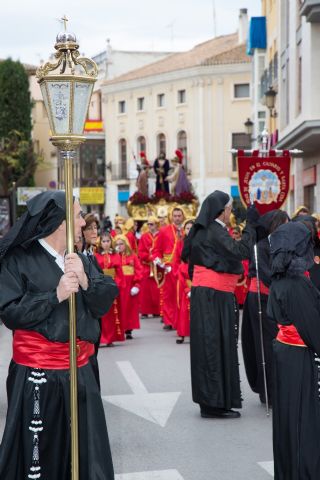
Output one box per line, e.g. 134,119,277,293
119,138,127,179
157,133,166,156
137,136,146,156
177,130,188,169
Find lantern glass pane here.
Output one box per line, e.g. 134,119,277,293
73,82,93,134
48,81,71,134
40,83,54,133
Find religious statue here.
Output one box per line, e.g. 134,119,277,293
136,152,150,196
166,150,192,195
153,152,170,193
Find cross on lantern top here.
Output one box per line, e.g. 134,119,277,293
61,15,68,31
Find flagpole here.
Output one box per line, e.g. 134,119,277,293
253,241,270,416
230,148,303,155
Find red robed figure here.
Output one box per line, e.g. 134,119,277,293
95,251,125,345
138,231,161,316
152,224,184,327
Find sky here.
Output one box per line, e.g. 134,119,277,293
0,0,261,66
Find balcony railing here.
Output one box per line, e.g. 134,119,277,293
300,1,320,22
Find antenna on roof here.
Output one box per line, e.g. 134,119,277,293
212,0,217,38
166,19,176,50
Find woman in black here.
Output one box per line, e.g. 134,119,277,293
268,221,320,479
0,191,117,480
182,191,258,418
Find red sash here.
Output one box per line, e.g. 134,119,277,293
192,266,240,293
276,324,306,347
13,330,95,369
249,277,270,295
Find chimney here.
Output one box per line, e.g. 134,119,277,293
238,8,248,44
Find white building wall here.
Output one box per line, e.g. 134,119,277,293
278,1,320,213
103,63,252,217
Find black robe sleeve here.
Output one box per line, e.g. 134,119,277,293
206,223,256,262
184,222,256,278
0,246,119,342
0,256,60,330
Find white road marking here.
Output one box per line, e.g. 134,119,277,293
103,361,181,427
117,361,148,394
258,461,274,477
115,470,184,479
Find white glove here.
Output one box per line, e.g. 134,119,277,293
130,286,140,296
165,265,172,274
187,291,191,298
154,257,165,269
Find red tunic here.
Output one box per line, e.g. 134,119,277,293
176,262,191,337
118,253,143,331
95,252,125,344
153,224,184,327
138,231,161,315
126,231,138,254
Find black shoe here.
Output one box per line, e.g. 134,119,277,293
163,325,173,330
141,314,148,319
176,337,185,344
200,408,241,419
126,333,133,340
106,343,114,347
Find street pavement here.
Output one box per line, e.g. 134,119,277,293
0,316,274,479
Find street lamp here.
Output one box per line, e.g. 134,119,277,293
264,86,277,118
244,118,254,136
36,16,97,480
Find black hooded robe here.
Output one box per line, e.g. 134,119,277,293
268,276,320,480
0,243,118,480
182,191,256,411
242,239,278,404
0,192,118,480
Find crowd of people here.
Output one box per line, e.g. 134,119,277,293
79,206,195,347
1,188,320,479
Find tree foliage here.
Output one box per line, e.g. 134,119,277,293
0,59,32,139
0,131,40,195
0,59,40,195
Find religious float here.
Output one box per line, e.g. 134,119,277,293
126,150,199,221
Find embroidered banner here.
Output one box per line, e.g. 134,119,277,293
237,150,291,214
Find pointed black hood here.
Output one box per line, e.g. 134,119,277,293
194,190,230,228
0,190,67,261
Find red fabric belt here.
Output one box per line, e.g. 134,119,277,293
249,277,270,295
192,266,240,293
13,330,95,369
276,324,306,347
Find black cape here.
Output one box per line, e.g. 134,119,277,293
267,275,320,479
185,219,256,410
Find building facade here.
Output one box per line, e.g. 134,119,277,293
247,0,320,214
276,0,320,213
102,12,253,219
23,44,172,218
